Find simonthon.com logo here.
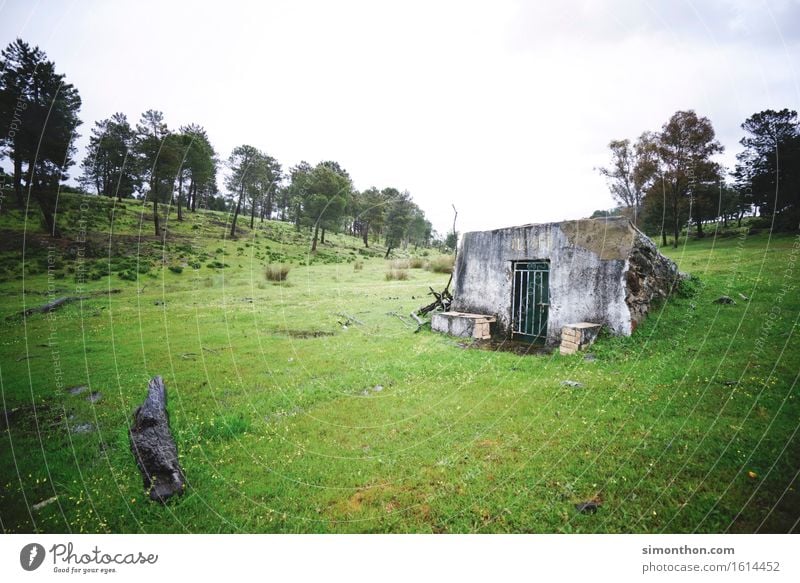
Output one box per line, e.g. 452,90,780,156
19,542,158,575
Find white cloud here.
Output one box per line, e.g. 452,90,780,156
1,0,797,234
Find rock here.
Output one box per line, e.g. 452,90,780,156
583,353,597,362
129,376,185,503
561,380,584,388
86,391,102,403
32,496,58,511
738,293,750,301
575,501,601,514
67,385,88,395
373,385,384,392
714,296,736,305
71,423,95,434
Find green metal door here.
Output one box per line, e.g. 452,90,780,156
512,261,549,342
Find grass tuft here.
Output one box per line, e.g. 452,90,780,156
385,269,409,281
265,264,290,281
426,255,455,274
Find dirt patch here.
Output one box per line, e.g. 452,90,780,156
279,329,335,339
1,403,63,433
465,338,552,356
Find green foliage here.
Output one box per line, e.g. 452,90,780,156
168,265,183,274
674,273,703,298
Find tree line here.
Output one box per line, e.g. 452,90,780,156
0,38,436,254
598,108,800,246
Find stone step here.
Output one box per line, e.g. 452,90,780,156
559,322,602,355
431,311,496,340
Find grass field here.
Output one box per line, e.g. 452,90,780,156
1,193,798,533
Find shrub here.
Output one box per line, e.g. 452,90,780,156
168,265,183,274
206,261,228,269
189,261,201,269
266,264,290,281
353,260,364,271
409,257,425,269
385,269,409,281
674,273,702,298
391,259,410,270
427,255,455,274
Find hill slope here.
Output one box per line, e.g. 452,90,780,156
0,194,797,533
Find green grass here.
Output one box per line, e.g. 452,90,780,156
0,194,798,533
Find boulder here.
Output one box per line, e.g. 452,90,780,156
129,376,185,502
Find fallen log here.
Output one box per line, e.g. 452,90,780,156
129,376,185,503
18,296,87,317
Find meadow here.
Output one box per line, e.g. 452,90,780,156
0,193,798,533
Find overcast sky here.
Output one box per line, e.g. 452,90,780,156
1,0,798,234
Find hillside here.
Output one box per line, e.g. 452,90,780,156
0,193,798,533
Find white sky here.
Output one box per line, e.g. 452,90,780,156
1,0,798,234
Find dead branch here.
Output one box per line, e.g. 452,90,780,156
336,312,365,326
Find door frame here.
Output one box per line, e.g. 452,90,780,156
510,259,549,342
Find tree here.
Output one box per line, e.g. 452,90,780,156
250,153,282,228
303,162,351,252
356,186,388,247
225,144,260,237
642,111,723,247
597,135,656,225
734,109,800,227
0,38,82,236
135,110,180,237
179,124,217,214
80,113,138,199
286,161,313,229
407,206,432,249
383,189,413,258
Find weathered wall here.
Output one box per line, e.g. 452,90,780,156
451,218,676,344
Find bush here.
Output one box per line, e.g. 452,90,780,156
206,261,228,269
674,273,702,298
427,255,455,274
266,264,290,281
353,260,364,271
168,265,183,274
385,269,409,281
390,259,410,270
189,261,201,269
409,257,425,269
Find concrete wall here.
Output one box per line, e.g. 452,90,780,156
451,218,639,344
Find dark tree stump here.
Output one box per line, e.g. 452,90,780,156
129,376,185,502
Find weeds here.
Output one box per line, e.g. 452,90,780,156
266,264,290,281
385,269,409,281
427,255,455,274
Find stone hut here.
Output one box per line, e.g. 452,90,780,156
446,217,679,345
